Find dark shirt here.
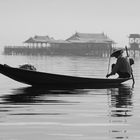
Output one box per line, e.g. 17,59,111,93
111,56,131,76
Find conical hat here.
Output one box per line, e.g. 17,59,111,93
111,49,124,57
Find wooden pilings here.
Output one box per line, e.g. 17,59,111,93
4,44,112,57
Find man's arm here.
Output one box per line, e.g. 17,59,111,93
106,59,120,78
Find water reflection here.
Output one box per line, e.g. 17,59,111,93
0,84,134,140
1,86,83,104
1,84,123,105
109,85,133,117
0,87,84,118
108,85,134,140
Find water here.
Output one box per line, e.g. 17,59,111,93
0,54,140,140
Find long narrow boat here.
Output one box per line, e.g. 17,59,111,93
0,64,130,88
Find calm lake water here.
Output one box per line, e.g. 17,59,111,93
0,54,140,140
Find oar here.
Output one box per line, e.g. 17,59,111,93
107,46,112,75
125,46,135,85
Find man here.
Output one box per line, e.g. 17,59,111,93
106,49,132,78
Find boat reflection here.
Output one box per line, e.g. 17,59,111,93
1,86,84,104
108,85,134,139
109,85,133,117
1,83,124,104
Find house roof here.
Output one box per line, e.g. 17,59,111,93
24,33,115,44
129,34,140,38
24,35,55,43
66,32,115,43
24,37,36,43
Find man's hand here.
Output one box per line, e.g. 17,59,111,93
106,74,110,78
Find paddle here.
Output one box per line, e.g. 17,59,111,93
107,46,112,76
125,46,135,85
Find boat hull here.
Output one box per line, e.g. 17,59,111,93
0,64,130,88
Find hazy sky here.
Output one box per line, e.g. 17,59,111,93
0,0,140,50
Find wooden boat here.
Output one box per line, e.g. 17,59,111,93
0,64,130,88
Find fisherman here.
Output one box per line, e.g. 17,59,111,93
106,49,133,78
